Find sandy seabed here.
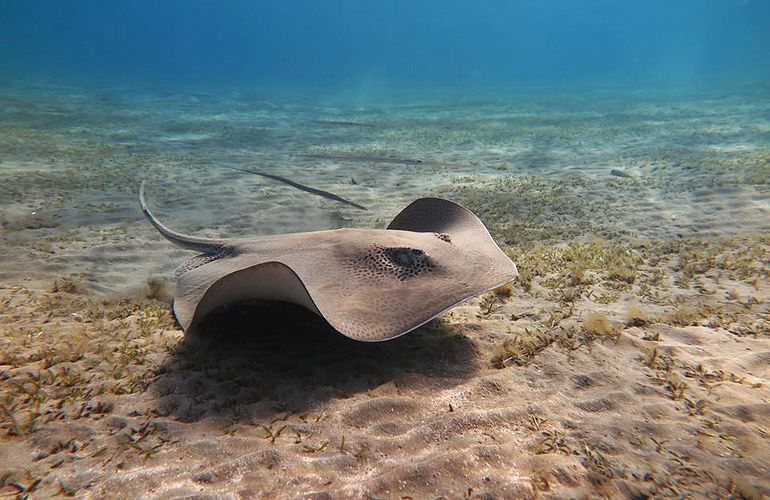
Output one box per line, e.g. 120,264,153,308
0,81,769,498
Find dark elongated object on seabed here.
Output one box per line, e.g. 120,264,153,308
309,119,375,128
610,169,635,179
224,166,368,210
296,153,426,165
296,152,465,168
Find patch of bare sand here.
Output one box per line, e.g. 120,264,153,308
1,233,768,498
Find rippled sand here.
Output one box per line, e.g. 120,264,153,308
1,81,768,498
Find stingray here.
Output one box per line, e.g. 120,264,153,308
139,182,518,342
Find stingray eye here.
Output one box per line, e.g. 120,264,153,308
385,248,432,281
393,248,424,266
394,249,414,266
347,245,433,282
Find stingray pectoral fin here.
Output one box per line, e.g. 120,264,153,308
386,197,497,245
303,256,518,342
313,277,519,342
176,256,517,342
174,261,324,332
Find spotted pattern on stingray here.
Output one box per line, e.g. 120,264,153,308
434,232,452,243
175,246,233,277
345,245,433,282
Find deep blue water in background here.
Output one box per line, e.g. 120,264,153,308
1,0,768,93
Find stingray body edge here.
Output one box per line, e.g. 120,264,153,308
139,183,519,342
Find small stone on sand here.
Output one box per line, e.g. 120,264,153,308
610,169,635,178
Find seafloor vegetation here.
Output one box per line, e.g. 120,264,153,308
1,82,769,497
1,231,767,497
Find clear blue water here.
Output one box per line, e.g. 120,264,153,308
1,0,768,90
1,0,769,288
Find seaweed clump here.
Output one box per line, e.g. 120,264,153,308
491,328,556,368
625,303,653,327
582,312,612,338
447,173,628,247
504,239,642,299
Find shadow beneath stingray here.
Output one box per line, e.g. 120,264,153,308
151,301,478,423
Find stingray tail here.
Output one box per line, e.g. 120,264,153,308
139,181,227,253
